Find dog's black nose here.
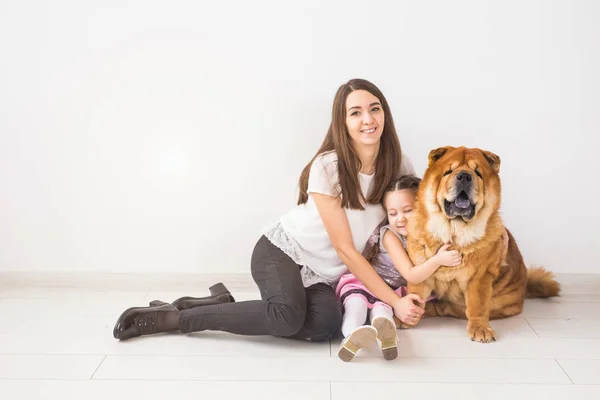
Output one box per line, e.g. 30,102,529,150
456,172,472,182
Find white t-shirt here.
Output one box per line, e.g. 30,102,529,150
263,150,416,287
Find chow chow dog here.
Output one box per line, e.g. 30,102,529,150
401,146,560,342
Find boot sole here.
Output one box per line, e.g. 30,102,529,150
372,316,398,360
338,326,378,362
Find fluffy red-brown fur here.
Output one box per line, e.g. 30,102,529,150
399,146,560,342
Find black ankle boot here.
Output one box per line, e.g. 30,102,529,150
113,303,179,341
148,282,235,310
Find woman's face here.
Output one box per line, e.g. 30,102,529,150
345,90,385,148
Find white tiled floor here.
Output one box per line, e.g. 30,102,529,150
1,273,599,399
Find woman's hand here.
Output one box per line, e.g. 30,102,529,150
392,294,425,326
434,244,462,267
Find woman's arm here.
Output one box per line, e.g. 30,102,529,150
383,231,461,284
312,193,405,308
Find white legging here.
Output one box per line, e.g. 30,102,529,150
340,296,394,337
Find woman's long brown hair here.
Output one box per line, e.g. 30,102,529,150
296,79,403,210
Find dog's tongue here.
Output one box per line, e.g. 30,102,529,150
455,192,471,209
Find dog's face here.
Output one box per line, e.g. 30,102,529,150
423,146,501,222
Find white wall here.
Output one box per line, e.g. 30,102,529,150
1,0,598,274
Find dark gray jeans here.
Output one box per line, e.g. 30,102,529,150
178,235,343,342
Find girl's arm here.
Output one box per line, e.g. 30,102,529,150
382,231,459,284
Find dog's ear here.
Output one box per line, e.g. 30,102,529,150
428,146,453,167
481,150,501,174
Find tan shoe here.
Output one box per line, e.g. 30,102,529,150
337,325,378,362
372,316,398,360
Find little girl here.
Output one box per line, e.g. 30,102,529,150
335,175,462,362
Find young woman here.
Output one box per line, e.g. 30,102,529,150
113,78,423,342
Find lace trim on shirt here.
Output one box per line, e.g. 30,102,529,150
263,222,335,288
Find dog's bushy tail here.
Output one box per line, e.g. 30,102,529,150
526,266,560,298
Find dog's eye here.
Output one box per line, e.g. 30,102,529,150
443,169,452,176
474,168,482,178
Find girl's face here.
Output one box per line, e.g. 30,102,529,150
384,189,415,237
345,90,385,149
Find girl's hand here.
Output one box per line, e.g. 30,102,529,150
392,294,425,326
435,244,462,267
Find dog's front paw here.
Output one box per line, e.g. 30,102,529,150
468,321,496,343
393,316,412,329
399,322,413,330
393,315,416,330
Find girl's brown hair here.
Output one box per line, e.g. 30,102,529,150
363,175,422,263
296,78,403,210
